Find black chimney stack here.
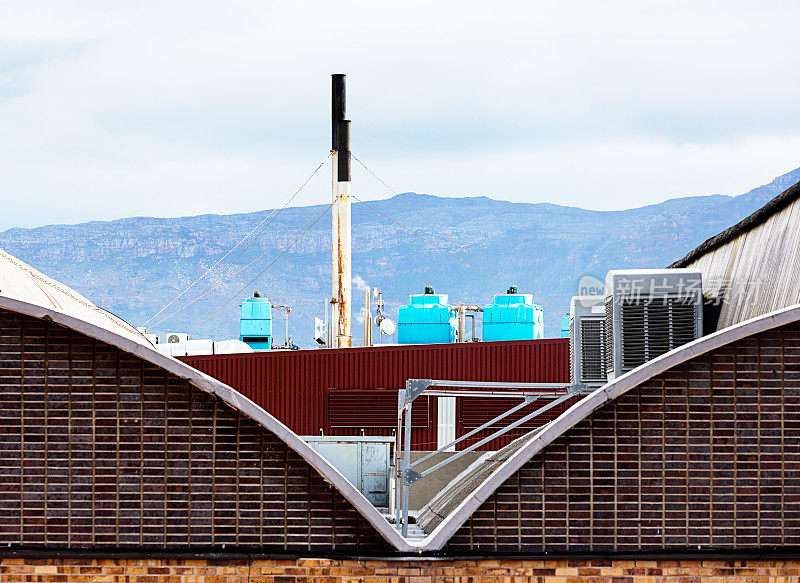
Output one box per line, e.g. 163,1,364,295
331,74,350,182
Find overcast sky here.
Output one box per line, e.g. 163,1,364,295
2,1,800,229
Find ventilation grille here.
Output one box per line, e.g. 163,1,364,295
620,297,698,371
327,390,430,427
605,297,614,374
579,318,605,381
569,317,575,384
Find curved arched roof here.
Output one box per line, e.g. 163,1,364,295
420,301,800,550
0,249,148,345
7,247,799,553
0,249,412,552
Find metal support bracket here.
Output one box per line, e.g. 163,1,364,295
402,469,423,485
405,378,431,402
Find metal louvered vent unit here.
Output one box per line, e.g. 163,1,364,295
605,269,703,381
604,297,614,376
570,296,607,388
569,317,575,383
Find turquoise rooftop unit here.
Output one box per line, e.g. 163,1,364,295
561,314,570,338
483,287,544,341
397,286,457,344
240,293,272,351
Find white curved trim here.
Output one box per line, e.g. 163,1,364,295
419,302,800,550
0,296,413,552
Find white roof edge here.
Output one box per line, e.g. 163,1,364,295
605,267,702,275
0,296,413,552
418,302,800,551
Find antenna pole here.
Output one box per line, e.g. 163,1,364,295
364,288,372,347
331,74,352,348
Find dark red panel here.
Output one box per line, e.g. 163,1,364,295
180,338,569,450
327,389,430,428
459,396,582,429
454,395,581,449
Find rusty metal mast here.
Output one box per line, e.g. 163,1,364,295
331,74,352,348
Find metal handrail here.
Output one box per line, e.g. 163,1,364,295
410,396,537,468
426,379,572,389
423,389,568,398
415,392,576,478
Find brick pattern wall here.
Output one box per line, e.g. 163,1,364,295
0,310,388,552
448,323,800,552
2,556,799,582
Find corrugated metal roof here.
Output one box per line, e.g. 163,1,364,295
670,179,800,268
0,248,148,348
668,186,800,330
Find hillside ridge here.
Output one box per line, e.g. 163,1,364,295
1,166,798,346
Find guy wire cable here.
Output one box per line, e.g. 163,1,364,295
149,201,334,329
189,201,333,334
143,153,329,327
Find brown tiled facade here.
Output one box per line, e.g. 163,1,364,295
0,310,388,552
448,323,800,552
3,556,800,582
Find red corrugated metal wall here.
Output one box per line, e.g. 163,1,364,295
180,339,569,450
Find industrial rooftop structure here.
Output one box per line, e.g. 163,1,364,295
2,179,800,580
180,337,570,452
2,241,800,554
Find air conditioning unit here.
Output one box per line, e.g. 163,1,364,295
569,296,607,388
166,332,189,345
605,269,703,381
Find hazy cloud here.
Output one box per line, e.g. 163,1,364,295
1,0,799,229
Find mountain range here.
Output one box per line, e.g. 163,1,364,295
2,166,799,346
